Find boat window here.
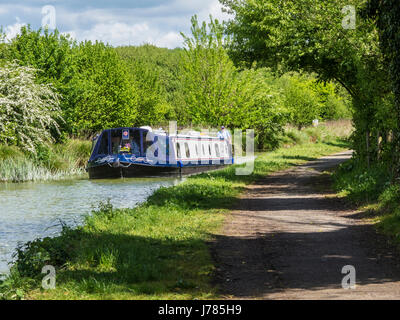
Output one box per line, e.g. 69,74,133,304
142,131,153,156
215,144,220,157
208,144,212,156
184,142,190,158
111,129,121,154
91,134,100,154
176,143,181,158
110,129,141,155
202,144,205,156
98,132,109,155
131,130,141,156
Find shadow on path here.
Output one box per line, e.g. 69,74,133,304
212,151,400,299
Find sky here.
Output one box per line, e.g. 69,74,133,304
0,0,231,48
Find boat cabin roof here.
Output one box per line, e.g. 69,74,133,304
98,127,221,140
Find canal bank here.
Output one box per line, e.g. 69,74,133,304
0,139,348,300
0,177,180,275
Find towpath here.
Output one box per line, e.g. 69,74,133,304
213,151,400,299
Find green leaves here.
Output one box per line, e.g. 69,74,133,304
67,41,138,134
281,74,322,129
116,44,180,126
221,0,396,168
0,62,62,153
2,28,139,136
0,16,353,154
180,15,237,126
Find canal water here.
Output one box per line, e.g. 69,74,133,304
0,177,180,274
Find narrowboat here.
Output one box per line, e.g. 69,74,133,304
86,127,233,179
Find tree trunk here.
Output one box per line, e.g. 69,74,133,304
366,130,370,169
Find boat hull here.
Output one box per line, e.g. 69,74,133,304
87,163,228,179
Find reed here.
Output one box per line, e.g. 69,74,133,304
0,157,85,183
0,140,91,183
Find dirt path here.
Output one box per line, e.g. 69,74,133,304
213,151,400,299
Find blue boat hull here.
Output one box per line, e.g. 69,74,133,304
87,162,228,179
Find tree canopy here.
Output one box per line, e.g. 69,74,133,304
220,0,395,169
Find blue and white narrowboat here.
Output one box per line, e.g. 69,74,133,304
87,127,233,179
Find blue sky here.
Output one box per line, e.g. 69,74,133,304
0,0,230,48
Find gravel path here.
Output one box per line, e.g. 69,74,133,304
213,151,400,299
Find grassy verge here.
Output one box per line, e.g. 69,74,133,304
333,158,400,243
0,140,91,182
0,133,348,300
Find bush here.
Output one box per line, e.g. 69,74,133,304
0,145,24,160
0,62,62,153
12,224,81,278
281,74,322,129
378,184,400,212
334,158,391,204
322,95,351,120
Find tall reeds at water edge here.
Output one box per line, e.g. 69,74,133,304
0,140,91,183
0,157,86,182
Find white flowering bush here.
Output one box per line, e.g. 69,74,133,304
0,62,62,153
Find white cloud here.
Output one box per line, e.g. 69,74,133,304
66,22,183,48
4,18,26,41
199,0,231,22
156,31,182,48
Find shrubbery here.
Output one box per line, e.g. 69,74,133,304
0,62,62,153
334,159,391,204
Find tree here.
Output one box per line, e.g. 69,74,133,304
1,26,74,136
0,26,141,138
281,74,322,129
0,62,62,152
220,0,391,165
180,15,238,126
230,68,287,149
2,27,139,136
2,26,74,85
116,45,179,126
67,41,138,135
366,0,400,175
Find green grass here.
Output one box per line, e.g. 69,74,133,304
281,119,353,147
0,137,348,300
0,140,91,182
333,159,392,205
333,156,400,245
